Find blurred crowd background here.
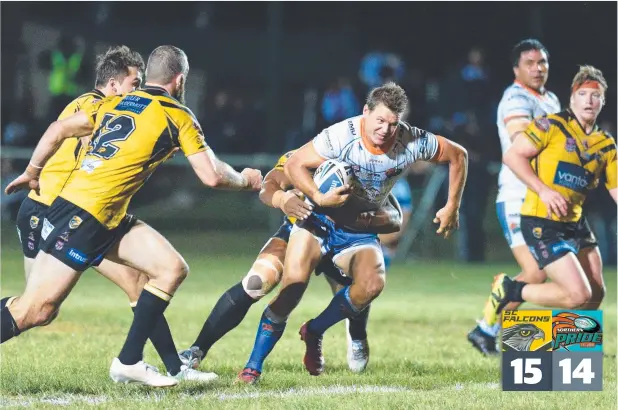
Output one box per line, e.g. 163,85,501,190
1,2,616,264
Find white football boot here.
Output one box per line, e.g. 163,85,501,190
109,358,178,387
178,346,204,369
346,319,370,373
170,365,218,383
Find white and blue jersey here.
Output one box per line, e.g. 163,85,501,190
495,82,560,248
391,177,412,213
292,115,439,262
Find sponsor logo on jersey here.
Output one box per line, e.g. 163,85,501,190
67,248,89,265
347,120,357,136
532,227,543,239
551,240,577,255
553,162,592,193
69,216,83,230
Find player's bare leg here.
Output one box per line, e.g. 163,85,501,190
181,237,286,369
0,256,37,312
105,220,215,385
577,247,605,310
238,229,321,384
301,247,385,375
490,252,592,315
469,245,546,356
1,253,82,340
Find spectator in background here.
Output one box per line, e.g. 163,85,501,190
38,35,87,124
359,51,405,90
320,77,360,126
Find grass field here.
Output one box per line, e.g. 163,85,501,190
1,228,616,409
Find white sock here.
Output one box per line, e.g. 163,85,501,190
478,319,501,337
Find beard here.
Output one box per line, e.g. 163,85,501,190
173,78,186,104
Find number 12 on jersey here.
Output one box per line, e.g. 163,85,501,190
502,351,603,391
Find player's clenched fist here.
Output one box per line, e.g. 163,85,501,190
241,168,264,191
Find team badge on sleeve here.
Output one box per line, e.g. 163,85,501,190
534,117,550,132
69,216,83,229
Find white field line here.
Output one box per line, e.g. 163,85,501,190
0,383,500,407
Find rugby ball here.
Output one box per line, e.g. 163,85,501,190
313,159,353,194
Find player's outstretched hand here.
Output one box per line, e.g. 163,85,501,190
241,168,263,191
433,204,459,239
5,172,39,195
279,189,313,220
539,186,570,218
316,185,351,208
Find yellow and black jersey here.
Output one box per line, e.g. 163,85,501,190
274,149,297,171
59,85,208,229
28,89,106,206
521,110,617,222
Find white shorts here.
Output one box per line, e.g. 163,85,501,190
496,200,526,249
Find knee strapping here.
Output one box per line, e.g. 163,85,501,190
241,258,282,300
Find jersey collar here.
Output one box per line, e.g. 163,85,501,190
91,89,106,99
360,118,396,155
143,85,172,98
514,80,546,98
567,109,598,136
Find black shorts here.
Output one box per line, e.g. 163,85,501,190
521,215,598,270
270,217,351,286
16,197,49,258
39,197,137,271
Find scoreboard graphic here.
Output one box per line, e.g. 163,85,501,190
501,310,603,391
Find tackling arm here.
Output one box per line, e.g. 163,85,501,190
349,192,403,234
506,118,532,142
187,149,261,190
259,167,313,220
284,142,350,208
5,112,95,194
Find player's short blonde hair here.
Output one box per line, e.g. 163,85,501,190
571,65,607,94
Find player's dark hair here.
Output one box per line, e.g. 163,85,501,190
94,45,145,88
145,45,189,84
511,39,549,67
366,82,408,115
571,65,607,93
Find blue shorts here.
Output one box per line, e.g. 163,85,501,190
391,178,412,213
272,217,294,242
270,216,351,286
292,212,382,264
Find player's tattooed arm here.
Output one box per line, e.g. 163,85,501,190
260,168,313,220
187,150,263,191
350,193,403,234
5,111,95,195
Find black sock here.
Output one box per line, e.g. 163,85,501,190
118,285,171,366
508,280,528,303
131,306,182,376
193,282,257,353
1,307,21,343
0,297,13,310
348,305,370,340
